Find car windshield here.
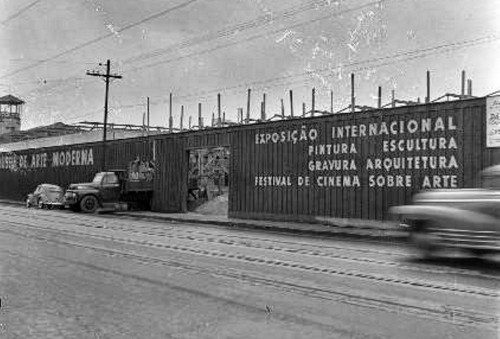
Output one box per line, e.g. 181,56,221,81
48,188,62,192
92,173,105,184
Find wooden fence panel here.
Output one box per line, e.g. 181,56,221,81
229,99,480,221
0,98,494,222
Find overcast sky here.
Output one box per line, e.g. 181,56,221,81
1,0,499,130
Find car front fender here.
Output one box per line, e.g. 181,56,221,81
389,205,498,230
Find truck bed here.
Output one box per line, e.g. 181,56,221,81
125,181,154,192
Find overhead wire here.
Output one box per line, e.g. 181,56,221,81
0,0,200,79
17,29,499,122
121,33,500,108
0,0,43,26
71,32,500,120
123,0,346,64
9,0,496,123
124,0,389,73
14,1,376,102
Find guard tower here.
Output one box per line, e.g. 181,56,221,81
0,94,24,135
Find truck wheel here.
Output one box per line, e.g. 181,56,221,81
80,195,99,213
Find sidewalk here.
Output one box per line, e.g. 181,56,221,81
115,210,407,242
0,199,407,242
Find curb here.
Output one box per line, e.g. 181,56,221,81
115,212,409,243
0,200,408,242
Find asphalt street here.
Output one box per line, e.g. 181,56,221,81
0,204,498,338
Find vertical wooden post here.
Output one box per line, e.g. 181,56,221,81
302,102,306,117
211,112,215,127
378,86,382,108
223,112,226,124
146,96,150,131
261,93,266,120
198,103,203,128
189,115,192,129
180,105,184,131
142,112,146,137
237,108,243,123
289,90,294,117
246,89,251,124
280,99,285,117
311,88,315,116
391,89,395,108
169,92,173,133
351,73,355,113
461,70,466,98
330,90,333,114
467,79,472,96
426,70,430,103
217,93,221,127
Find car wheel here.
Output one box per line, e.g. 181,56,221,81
410,221,439,259
80,195,99,213
470,249,490,258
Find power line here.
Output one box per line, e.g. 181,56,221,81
124,0,388,73
18,30,499,122
0,0,199,79
9,0,335,95
123,0,343,65
156,33,500,103
10,0,384,97
6,0,310,90
0,0,43,26
2,75,87,87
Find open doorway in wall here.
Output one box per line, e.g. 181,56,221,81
187,147,229,215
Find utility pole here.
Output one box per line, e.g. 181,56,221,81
86,59,122,171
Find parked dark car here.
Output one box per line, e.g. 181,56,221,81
26,184,65,209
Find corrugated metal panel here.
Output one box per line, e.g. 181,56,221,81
184,129,230,149
152,137,186,212
0,137,154,201
1,98,499,221
228,98,491,221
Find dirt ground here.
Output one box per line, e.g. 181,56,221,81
194,192,228,216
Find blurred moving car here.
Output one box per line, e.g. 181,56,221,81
390,165,500,258
26,184,65,209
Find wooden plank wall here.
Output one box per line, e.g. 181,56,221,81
0,137,154,201
229,98,492,221
151,137,186,212
1,97,498,221
151,130,230,212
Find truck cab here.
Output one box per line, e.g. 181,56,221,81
93,171,122,204
64,169,153,213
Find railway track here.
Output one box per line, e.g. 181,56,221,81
4,207,499,282
0,223,497,330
